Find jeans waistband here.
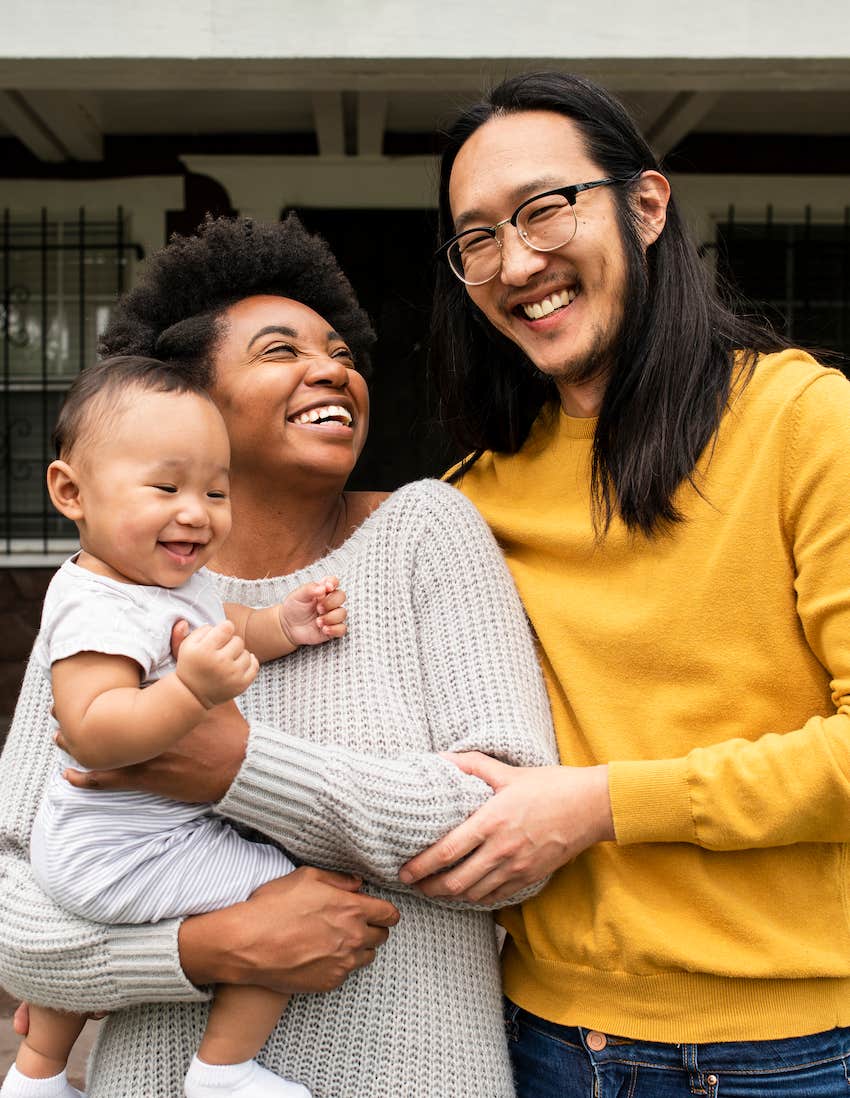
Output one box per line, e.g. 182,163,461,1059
505,1000,850,1072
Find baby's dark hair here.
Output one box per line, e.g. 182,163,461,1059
53,355,213,460
99,213,376,384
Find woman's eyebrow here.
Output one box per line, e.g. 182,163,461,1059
246,325,298,350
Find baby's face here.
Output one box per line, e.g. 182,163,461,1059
73,390,232,587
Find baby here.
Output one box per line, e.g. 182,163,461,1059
1,356,347,1098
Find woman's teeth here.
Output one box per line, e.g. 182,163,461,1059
293,405,353,427
521,288,577,320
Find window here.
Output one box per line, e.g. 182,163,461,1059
0,210,137,552
716,209,850,372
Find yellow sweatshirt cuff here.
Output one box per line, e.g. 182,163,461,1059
608,756,697,844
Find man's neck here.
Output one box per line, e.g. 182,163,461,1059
557,374,607,418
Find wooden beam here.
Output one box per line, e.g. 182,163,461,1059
0,89,65,160
24,91,103,160
312,91,345,157
646,91,720,157
356,91,387,156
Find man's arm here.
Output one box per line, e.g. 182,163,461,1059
403,370,850,901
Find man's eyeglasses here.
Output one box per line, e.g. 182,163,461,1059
437,178,625,286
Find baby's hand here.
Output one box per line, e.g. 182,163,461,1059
279,575,347,648
176,620,259,707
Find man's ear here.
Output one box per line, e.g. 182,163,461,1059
47,460,84,522
634,170,670,249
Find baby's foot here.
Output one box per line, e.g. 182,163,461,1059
0,1065,84,1098
184,1056,311,1097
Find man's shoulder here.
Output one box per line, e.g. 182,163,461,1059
744,348,846,403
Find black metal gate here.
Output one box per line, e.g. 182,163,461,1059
715,204,850,372
0,208,142,553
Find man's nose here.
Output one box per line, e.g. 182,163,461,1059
498,225,548,286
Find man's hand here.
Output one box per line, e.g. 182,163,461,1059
176,620,259,708
398,753,614,903
178,868,400,994
279,576,347,647
60,700,248,803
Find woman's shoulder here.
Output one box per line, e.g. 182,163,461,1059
366,478,488,529
356,480,497,564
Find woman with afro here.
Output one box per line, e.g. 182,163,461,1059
0,214,555,1098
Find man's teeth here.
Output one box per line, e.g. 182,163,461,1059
294,405,353,427
521,288,577,320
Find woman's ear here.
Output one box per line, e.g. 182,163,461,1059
47,460,84,522
634,170,671,249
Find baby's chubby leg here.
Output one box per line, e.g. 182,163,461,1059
0,1006,86,1097
184,986,310,1098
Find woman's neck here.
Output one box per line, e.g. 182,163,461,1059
210,480,347,579
209,476,388,580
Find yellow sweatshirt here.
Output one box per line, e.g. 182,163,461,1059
455,350,850,1043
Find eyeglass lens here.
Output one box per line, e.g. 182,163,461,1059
448,195,578,285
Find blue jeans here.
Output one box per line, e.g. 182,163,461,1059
504,999,850,1097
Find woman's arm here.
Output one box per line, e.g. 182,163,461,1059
65,485,557,904
0,658,397,1009
52,621,256,769
216,483,558,898
0,658,207,1011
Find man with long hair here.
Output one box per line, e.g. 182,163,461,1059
401,71,850,1095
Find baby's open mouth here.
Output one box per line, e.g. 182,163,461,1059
159,542,199,558
515,287,579,320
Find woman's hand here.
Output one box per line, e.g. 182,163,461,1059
58,700,248,802
178,868,400,994
57,620,248,802
398,753,615,904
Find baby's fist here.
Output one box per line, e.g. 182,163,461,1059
279,575,348,648
176,620,259,707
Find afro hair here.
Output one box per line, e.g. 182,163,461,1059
99,213,376,385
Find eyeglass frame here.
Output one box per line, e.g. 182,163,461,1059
436,177,630,286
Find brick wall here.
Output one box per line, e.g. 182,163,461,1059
0,568,55,747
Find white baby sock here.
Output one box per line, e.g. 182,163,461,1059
0,1065,84,1098
184,1055,311,1098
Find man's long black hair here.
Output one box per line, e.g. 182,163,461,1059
432,72,788,536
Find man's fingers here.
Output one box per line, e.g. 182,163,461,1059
399,815,486,884
442,750,508,789
413,844,505,899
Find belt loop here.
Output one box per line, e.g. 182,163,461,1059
681,1043,708,1095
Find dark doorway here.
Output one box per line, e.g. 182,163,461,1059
294,208,462,491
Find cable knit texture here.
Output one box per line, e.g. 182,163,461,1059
0,480,556,1097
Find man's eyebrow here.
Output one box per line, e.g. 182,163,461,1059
453,177,567,233
246,325,298,350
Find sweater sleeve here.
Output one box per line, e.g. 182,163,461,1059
0,657,208,1011
610,370,850,849
218,483,558,894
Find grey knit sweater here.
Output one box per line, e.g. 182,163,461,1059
0,480,556,1098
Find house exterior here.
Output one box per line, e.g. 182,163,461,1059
0,0,849,720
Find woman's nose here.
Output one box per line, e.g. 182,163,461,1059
304,353,349,388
